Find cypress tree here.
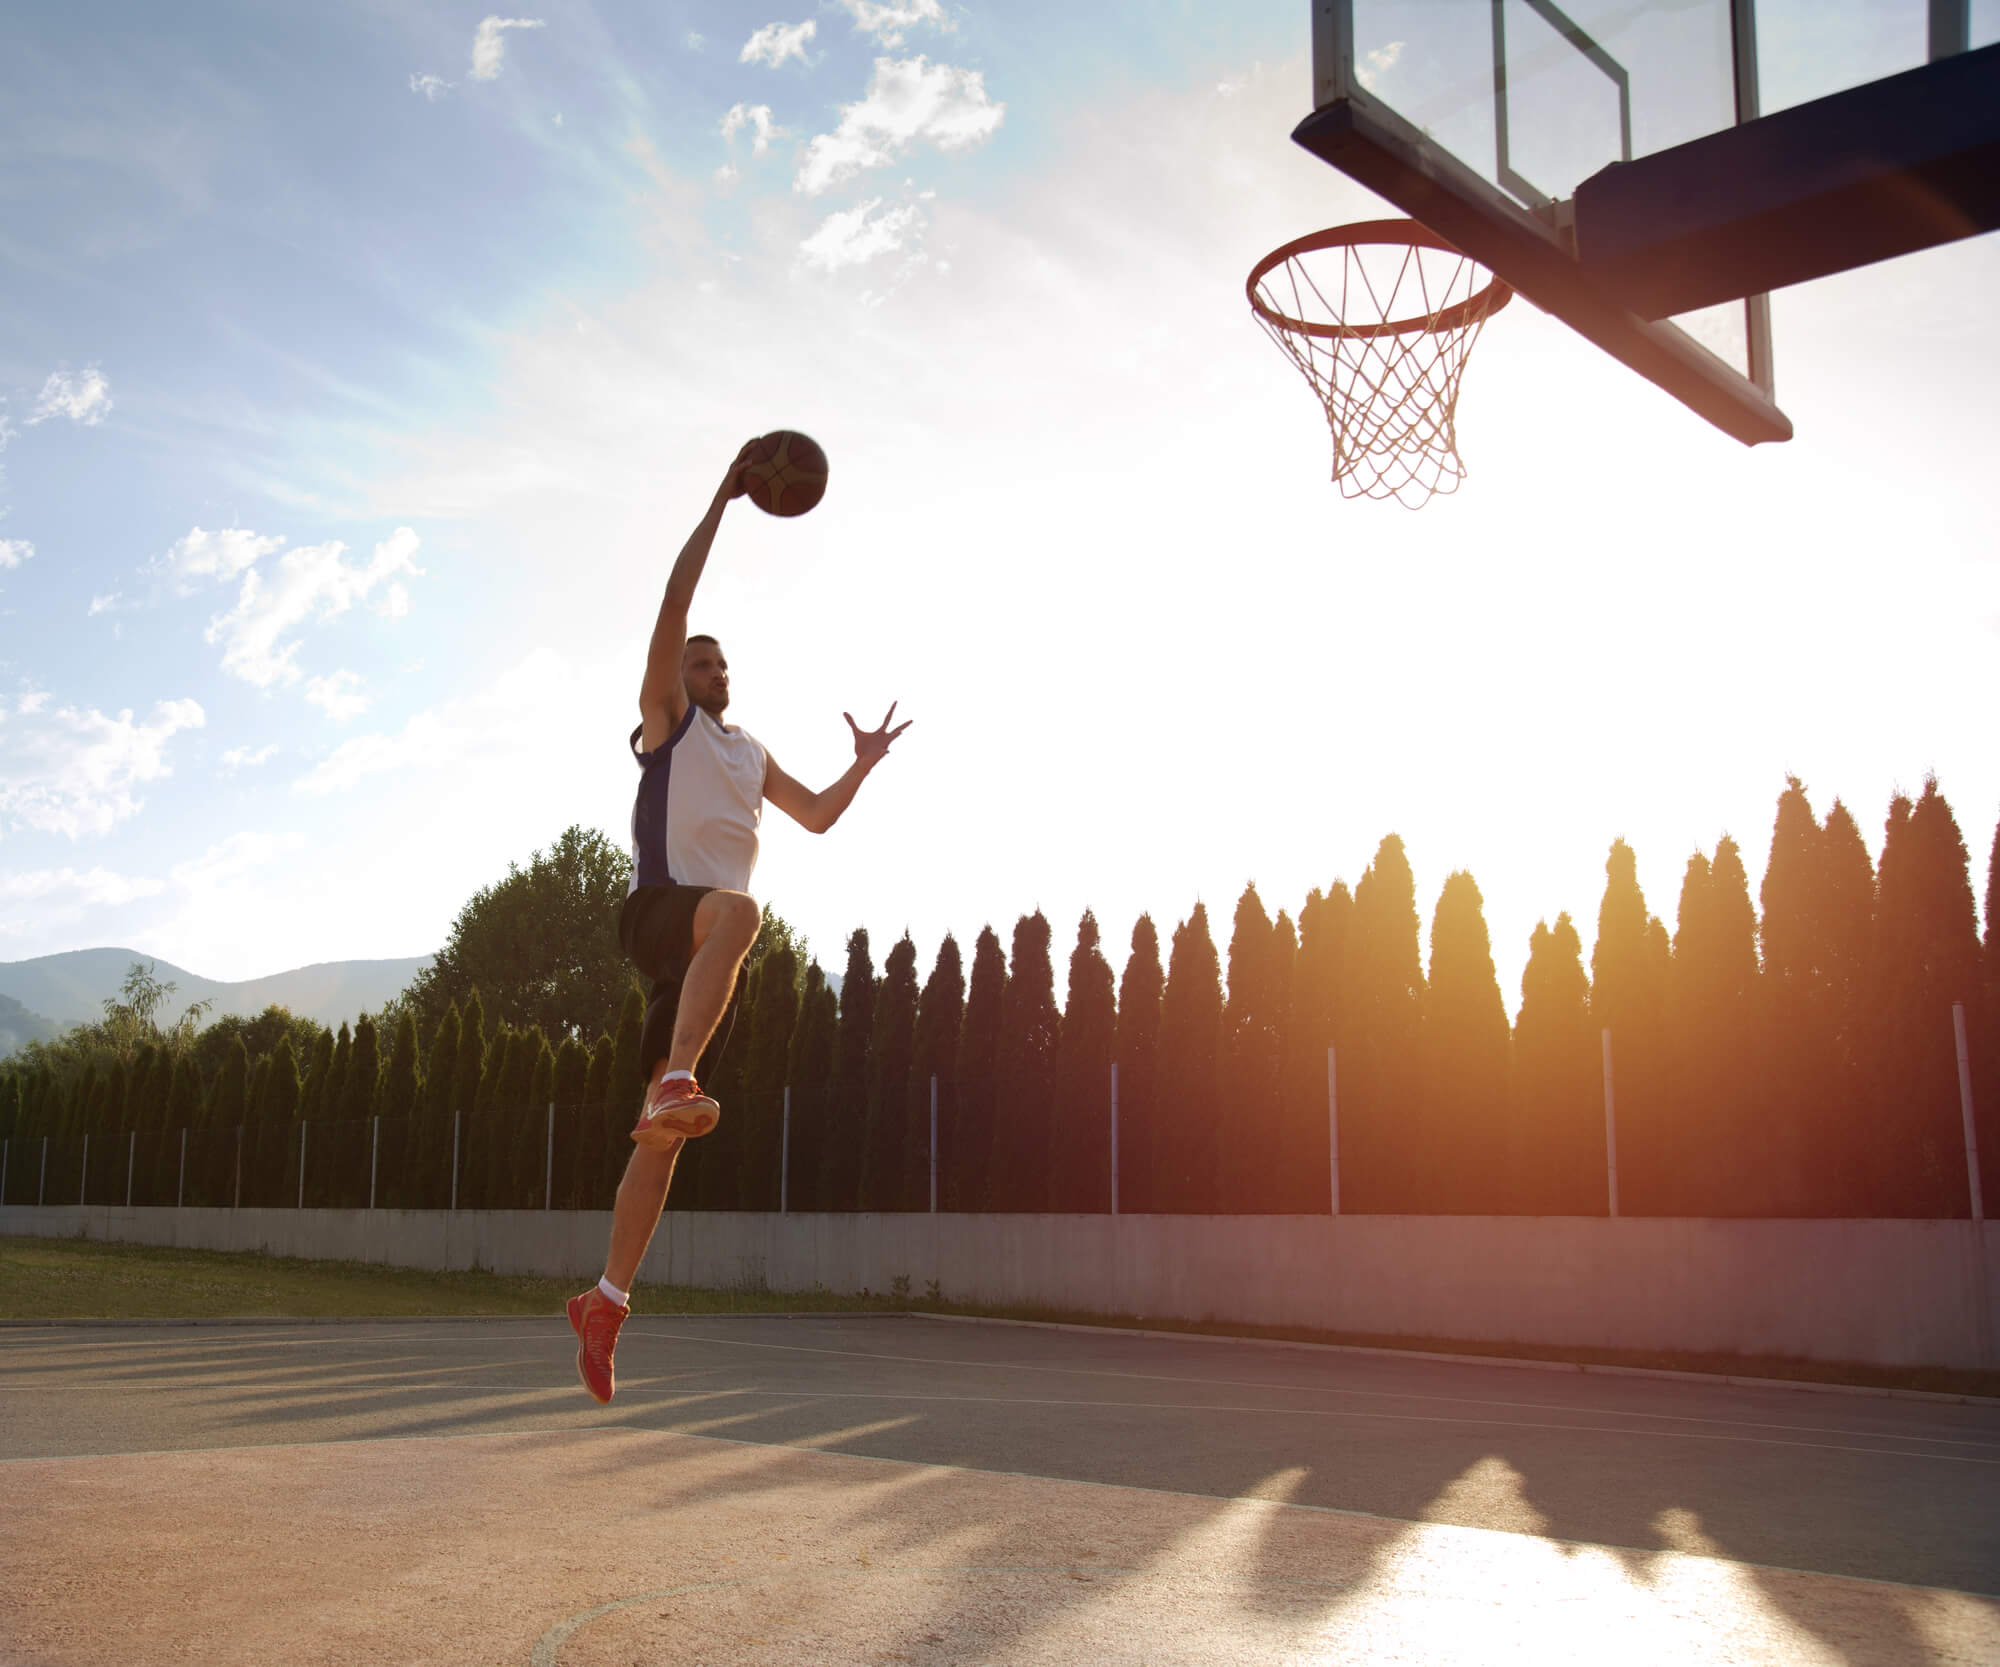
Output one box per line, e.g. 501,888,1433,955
736,945,801,1211
952,927,1006,1211
454,991,487,1207
575,1033,613,1207
1340,837,1427,1212
906,934,965,1213
1287,884,1350,1214
676,960,755,1210
0,1077,18,1204
342,1016,381,1123
479,1027,520,1208
325,1022,353,1129
822,930,876,1210
377,1012,421,1206
1267,908,1307,1210
1758,778,1829,1214
551,1035,591,1212
1221,885,1281,1213
1512,913,1601,1214
602,984,645,1205
1424,871,1511,1213
1590,839,1671,1214
165,1056,202,1206
1156,903,1225,1213
207,1039,251,1208
1051,912,1115,1214
417,1005,461,1210
521,1032,556,1209
861,936,920,1210
1813,800,1877,1212
1114,914,1164,1213
298,1027,334,1125
786,964,839,1210
255,1037,302,1206
993,911,1059,1212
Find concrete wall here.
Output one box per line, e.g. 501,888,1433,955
5,1204,1995,1371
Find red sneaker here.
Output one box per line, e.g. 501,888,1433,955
567,1286,629,1404
633,1072,720,1146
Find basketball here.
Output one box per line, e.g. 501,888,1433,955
741,429,828,517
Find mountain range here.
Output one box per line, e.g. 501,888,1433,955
0,948,432,1056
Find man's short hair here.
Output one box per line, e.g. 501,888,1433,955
686,634,719,651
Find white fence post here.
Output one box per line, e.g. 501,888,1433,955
234,1126,243,1210
929,1074,939,1214
38,1135,47,1206
1955,1003,1984,1222
545,1102,555,1210
126,1130,135,1208
2,1139,8,1205
1327,1047,1340,1216
79,1133,88,1206
1602,1028,1621,1218
1109,1062,1120,1217
369,1116,380,1209
177,1128,187,1208
780,1086,791,1214
449,1110,459,1212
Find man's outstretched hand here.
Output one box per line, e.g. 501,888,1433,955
845,702,912,768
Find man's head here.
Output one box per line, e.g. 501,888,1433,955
683,634,729,716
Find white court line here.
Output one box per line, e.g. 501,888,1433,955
6,1320,1997,1452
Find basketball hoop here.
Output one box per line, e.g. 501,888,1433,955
1247,220,1512,509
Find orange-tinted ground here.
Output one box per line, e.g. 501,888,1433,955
4,1316,1996,1664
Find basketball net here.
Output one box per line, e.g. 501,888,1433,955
1247,220,1512,510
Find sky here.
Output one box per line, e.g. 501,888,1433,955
2,0,1996,1010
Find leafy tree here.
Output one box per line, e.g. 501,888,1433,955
1424,871,1511,1213
1156,903,1224,1213
573,1033,613,1208
1590,839,1671,1215
906,934,965,1213
1221,884,1281,1213
821,929,876,1210
191,1007,323,1093
949,927,1006,1211
785,964,839,1210
1513,913,1602,1214
861,935,921,1210
396,825,634,1043
1340,838,1427,1212
1051,912,1115,1214
1114,915,1164,1213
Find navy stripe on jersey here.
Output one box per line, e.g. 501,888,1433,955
628,705,699,892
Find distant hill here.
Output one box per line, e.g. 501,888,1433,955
0,991,60,1056
0,948,432,1052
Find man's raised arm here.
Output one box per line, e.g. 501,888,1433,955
638,444,754,751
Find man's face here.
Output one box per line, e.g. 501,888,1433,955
683,640,729,715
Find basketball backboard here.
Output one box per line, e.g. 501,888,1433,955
1293,1,2000,445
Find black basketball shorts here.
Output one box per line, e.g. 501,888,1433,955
617,884,743,1080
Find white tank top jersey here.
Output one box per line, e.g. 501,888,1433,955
628,706,767,895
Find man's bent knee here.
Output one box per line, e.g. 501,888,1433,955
694,889,761,955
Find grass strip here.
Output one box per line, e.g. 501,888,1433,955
4,1233,1995,1400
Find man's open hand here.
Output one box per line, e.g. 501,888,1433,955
845,702,912,768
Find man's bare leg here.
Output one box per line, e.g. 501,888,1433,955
602,889,760,1291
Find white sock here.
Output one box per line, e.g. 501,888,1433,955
598,1276,629,1307
659,1068,693,1084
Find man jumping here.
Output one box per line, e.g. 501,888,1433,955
567,441,910,1403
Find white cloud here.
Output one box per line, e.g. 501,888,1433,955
0,539,32,570
305,670,368,722
741,19,816,67
470,16,544,81
0,867,166,921
0,698,204,838
800,198,925,271
152,525,284,594
1358,41,1404,92
293,647,563,796
409,72,454,100
170,830,306,894
88,592,121,616
714,162,741,189
204,527,422,689
721,102,786,156
15,692,50,716
219,743,279,773
841,0,951,47
29,367,113,426
686,31,706,51
796,56,1004,194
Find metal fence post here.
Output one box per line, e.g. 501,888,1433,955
126,1130,135,1208
1602,1028,1621,1218
780,1086,791,1214
39,1136,47,1206
298,1121,307,1210
2,1138,8,1206
450,1109,460,1212
545,1102,554,1211
929,1074,939,1213
80,1133,88,1206
369,1116,380,1210
1955,1003,1985,1222
1327,1047,1339,1216
177,1128,187,1209
1109,1062,1120,1217
234,1125,243,1210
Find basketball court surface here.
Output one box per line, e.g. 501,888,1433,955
3,1314,1996,1663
